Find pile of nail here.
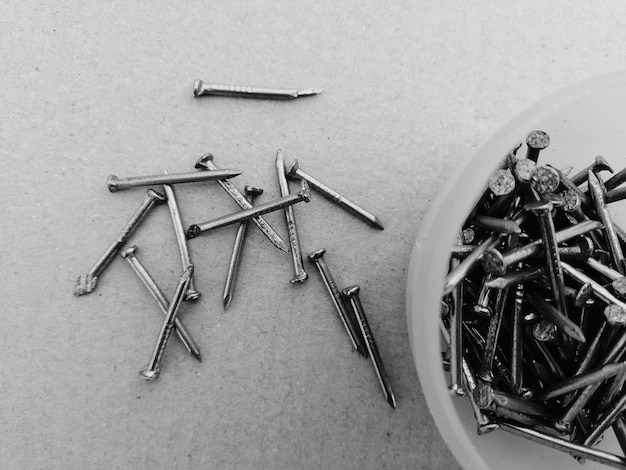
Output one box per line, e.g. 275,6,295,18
73,150,395,407
442,130,626,467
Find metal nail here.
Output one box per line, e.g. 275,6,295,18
529,166,560,195
525,130,550,162
276,150,308,283
74,189,166,296
562,261,626,317
570,155,613,186
535,362,626,401
308,249,366,357
120,246,202,362
582,388,626,448
604,166,626,192
107,169,241,193
484,266,545,289
222,186,263,310
163,169,200,301
343,285,396,408
287,159,384,230
488,169,516,196
472,214,521,234
526,290,585,343
193,79,322,100
195,154,289,253
449,257,465,396
187,180,311,238
511,282,525,392
478,287,509,382
140,265,194,380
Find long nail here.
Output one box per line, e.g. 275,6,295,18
120,246,201,362
287,159,384,230
140,265,194,380
536,362,626,401
472,214,521,234
308,249,366,356
511,282,525,392
222,186,263,310
107,169,241,193
74,189,166,296
570,155,613,186
501,422,626,468
526,290,585,343
605,166,626,192
525,200,569,317
343,285,396,408
163,169,200,301
525,130,550,162
582,388,626,448
193,79,322,100
588,170,626,274
187,181,311,238
195,154,289,252
449,257,465,395
478,287,509,382
276,150,308,283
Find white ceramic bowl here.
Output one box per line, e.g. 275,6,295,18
407,71,626,470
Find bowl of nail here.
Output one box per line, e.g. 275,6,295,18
407,71,626,470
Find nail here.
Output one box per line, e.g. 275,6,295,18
501,422,626,468
491,389,552,417
484,266,545,289
547,164,593,209
526,290,585,343
187,180,311,238
107,169,241,193
478,287,509,382
595,368,626,412
120,246,201,362
575,314,607,375
140,265,194,380
193,79,322,100
525,130,550,162
163,169,200,301
461,359,500,434
222,186,263,310
195,154,289,253
524,200,569,316
588,170,626,274
586,257,626,295
570,155,613,186
308,249,366,357
536,362,626,401
276,150,308,283
529,166,560,195
613,416,626,457
511,282,525,392
481,219,603,275
472,214,521,234
74,189,166,296
343,285,396,408
472,276,495,317
604,166,626,192
488,169,516,196
582,388,626,448
513,158,537,184
449,257,465,396
287,159,384,230
532,319,558,343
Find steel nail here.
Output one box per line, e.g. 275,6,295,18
74,189,166,296
449,257,465,396
107,169,241,193
526,290,585,343
163,169,200,301
604,166,626,192
308,249,366,357
187,180,311,238
570,155,613,186
120,246,202,362
511,282,525,392
287,159,384,230
193,79,322,100
276,150,308,283
525,130,550,162
472,214,521,234
140,265,194,380
582,388,626,448
343,285,396,408
562,261,626,316
488,169,516,196
536,362,626,401
195,154,289,253
529,166,561,195
222,186,263,310
478,287,510,382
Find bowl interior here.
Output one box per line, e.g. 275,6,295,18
407,71,626,470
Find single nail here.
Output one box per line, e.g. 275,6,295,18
343,285,396,408
526,290,585,343
308,249,366,357
472,275,495,317
525,130,550,162
532,319,558,342
107,169,241,193
120,246,201,362
484,266,545,289
287,159,384,230
513,158,537,184
163,169,200,301
582,388,626,448
595,368,626,412
195,153,289,253
481,219,603,275
529,166,560,195
488,169,516,196
187,180,311,238
491,389,552,417
562,261,626,317
501,422,626,468
74,189,166,296
140,265,194,380
276,150,308,283
570,155,613,186
449,257,465,395
588,170,626,274
478,287,510,382
524,200,569,316
511,282,525,392
461,359,500,434
472,214,521,234
558,189,582,212
604,166,626,192
193,79,322,100
536,362,626,401
222,186,263,310
613,416,626,457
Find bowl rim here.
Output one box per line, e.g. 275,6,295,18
405,70,626,470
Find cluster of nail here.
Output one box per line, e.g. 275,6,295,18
442,130,626,467
73,151,394,405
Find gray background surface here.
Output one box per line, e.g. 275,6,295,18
2,2,626,469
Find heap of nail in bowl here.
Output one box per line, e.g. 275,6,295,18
72,80,395,406
441,129,626,467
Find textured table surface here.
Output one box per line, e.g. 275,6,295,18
2,2,626,469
